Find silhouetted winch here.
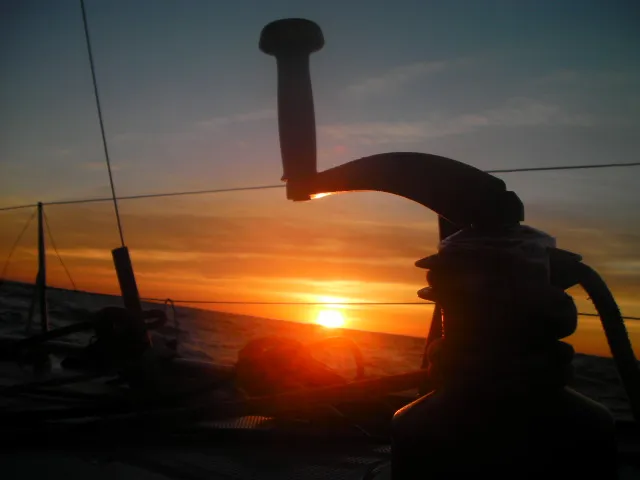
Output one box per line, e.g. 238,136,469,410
260,16,640,479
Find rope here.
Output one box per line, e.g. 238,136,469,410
43,212,77,291
2,161,640,212
0,208,37,284
79,0,125,247
577,263,640,421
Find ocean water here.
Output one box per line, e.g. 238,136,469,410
0,281,426,378
0,280,633,419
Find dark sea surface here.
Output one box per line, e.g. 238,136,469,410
0,280,633,419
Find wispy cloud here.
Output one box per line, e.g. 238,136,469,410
346,60,448,97
196,108,276,130
533,69,640,89
3,197,639,342
481,97,594,127
321,97,594,145
110,108,277,146
53,148,72,158
346,58,475,98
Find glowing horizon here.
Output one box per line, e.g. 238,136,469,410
2,203,639,360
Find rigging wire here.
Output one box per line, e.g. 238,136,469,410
79,0,125,247
1,161,640,212
43,212,77,291
2,274,638,320
23,285,640,321
486,161,640,174
0,208,37,284
0,203,39,213
138,296,639,321
17,285,635,319
143,298,433,306
45,184,285,207
578,312,640,321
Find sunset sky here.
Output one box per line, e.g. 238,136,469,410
1,0,639,357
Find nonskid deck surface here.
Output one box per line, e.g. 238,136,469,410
2,447,391,480
2,439,640,480
2,421,392,480
1,358,640,479
0,349,391,480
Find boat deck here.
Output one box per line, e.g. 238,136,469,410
1,339,639,479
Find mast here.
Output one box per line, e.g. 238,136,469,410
37,202,49,332
26,202,49,334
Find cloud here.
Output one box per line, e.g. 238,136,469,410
196,108,276,130
109,108,277,146
53,148,72,158
346,60,450,98
533,69,640,89
3,196,639,345
345,57,481,99
481,97,594,127
528,69,640,128
4,200,636,297
0,202,437,290
320,97,594,145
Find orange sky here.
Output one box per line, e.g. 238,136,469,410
1,187,639,358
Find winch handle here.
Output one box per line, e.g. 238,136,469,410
259,18,523,228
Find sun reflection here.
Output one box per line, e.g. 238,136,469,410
316,309,346,328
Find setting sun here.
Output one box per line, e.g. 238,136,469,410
316,309,346,328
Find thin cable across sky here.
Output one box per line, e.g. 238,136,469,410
1,161,639,212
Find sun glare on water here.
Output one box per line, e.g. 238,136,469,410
316,309,346,329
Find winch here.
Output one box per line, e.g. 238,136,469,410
260,17,640,479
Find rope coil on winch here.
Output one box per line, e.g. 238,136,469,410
417,247,579,391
